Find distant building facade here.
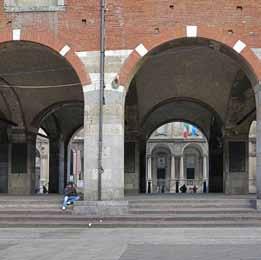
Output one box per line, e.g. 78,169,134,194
146,122,209,194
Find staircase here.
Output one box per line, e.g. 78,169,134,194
0,195,260,227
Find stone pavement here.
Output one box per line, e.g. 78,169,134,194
1,228,261,260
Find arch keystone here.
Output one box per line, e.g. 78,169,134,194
186,25,197,37
12,29,21,41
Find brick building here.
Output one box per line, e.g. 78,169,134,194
0,1,260,208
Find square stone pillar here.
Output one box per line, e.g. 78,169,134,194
169,154,176,192
254,84,261,208
223,137,248,195
49,136,65,194
83,85,125,200
83,87,99,200
8,129,36,195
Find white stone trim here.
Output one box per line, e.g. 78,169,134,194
83,84,125,93
75,51,89,58
186,25,197,38
13,29,21,41
4,0,65,12
82,84,98,92
105,50,132,56
106,84,125,93
76,50,133,58
57,0,64,6
233,40,246,53
251,48,261,60
135,44,148,57
59,45,71,56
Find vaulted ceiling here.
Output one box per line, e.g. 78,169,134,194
126,38,256,138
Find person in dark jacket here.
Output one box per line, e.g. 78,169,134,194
180,184,187,193
62,182,80,210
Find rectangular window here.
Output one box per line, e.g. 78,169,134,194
229,141,246,172
11,143,27,174
4,0,65,12
186,168,195,179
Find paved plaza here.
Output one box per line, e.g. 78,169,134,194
1,227,261,260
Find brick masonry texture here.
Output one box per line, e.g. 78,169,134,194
1,1,261,82
0,0,261,51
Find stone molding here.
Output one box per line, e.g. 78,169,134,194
4,0,65,12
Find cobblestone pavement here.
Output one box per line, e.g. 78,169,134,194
1,228,261,260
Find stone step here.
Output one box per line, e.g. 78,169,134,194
128,208,256,214
0,213,261,221
0,198,63,204
0,209,73,215
0,218,261,228
128,204,254,209
0,204,62,209
128,199,254,205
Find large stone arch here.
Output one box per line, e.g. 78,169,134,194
0,28,91,87
182,142,207,157
142,97,223,140
31,101,84,130
123,25,261,195
118,25,261,90
0,30,90,195
0,77,25,128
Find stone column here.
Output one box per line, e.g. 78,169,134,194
146,155,152,193
179,155,184,186
49,136,65,194
58,137,65,194
84,84,125,200
203,155,208,192
67,143,72,183
83,84,99,200
170,154,176,192
249,139,256,193
254,84,261,208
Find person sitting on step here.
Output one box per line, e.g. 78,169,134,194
62,182,80,210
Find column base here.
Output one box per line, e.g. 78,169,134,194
146,180,152,193
169,179,176,193
256,199,261,211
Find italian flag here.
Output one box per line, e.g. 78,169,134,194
183,123,190,138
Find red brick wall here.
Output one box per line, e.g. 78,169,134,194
1,0,261,52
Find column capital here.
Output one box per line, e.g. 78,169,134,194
146,154,152,159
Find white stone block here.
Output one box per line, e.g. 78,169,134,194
135,44,148,57
186,25,197,37
59,45,71,56
13,29,21,41
233,40,246,53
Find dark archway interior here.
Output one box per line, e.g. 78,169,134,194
0,41,84,194
125,38,256,194
40,104,83,193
